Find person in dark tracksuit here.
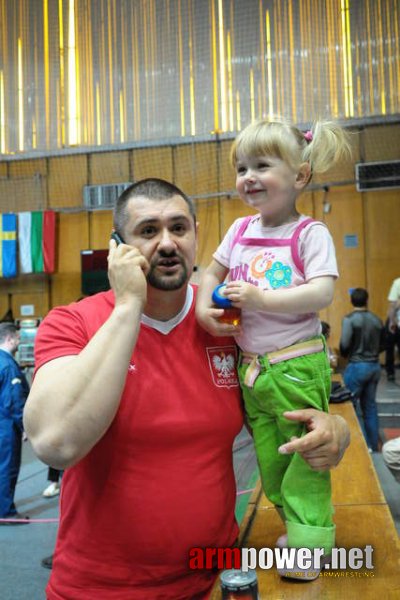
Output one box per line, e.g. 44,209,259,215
0,322,30,523
340,288,385,452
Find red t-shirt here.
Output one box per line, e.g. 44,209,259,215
35,288,243,599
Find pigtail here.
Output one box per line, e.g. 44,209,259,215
231,117,352,178
303,120,352,174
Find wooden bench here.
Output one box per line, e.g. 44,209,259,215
210,402,400,599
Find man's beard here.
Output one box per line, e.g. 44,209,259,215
146,252,189,291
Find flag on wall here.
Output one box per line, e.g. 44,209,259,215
0,213,17,278
18,211,56,274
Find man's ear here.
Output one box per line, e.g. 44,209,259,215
295,162,312,189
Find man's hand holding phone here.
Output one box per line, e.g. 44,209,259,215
108,231,149,310
110,231,125,246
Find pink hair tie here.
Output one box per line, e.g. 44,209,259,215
304,130,313,143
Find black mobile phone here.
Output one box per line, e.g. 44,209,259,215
111,231,125,245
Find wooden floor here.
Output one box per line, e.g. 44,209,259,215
210,402,400,599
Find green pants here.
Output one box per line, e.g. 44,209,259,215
238,342,335,554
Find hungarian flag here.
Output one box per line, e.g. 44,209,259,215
18,211,56,274
0,213,17,278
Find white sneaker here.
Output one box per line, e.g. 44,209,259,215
42,482,60,498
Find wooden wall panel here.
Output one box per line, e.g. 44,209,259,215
0,275,50,319
12,292,49,319
364,190,400,261
219,140,235,193
90,211,113,248
0,294,10,318
364,189,400,320
90,151,130,184
363,125,400,161
297,190,314,217
314,187,365,265
0,176,46,212
314,186,366,349
50,273,84,309
8,159,47,178
174,142,217,196
131,147,173,182
0,163,7,177
0,275,48,293
48,155,88,207
50,213,89,309
366,260,396,326
57,213,89,271
195,199,220,272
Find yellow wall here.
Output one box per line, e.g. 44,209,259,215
0,124,399,355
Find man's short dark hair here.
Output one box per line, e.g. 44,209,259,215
0,322,18,344
113,178,196,235
351,288,368,307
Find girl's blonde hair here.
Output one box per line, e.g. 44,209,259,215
230,117,351,176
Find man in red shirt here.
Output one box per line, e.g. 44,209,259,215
24,178,350,600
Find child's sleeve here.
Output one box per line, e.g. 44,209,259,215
300,223,339,280
213,219,243,268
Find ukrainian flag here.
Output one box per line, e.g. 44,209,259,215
0,213,17,278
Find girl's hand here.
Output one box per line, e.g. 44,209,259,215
225,281,265,311
196,306,240,337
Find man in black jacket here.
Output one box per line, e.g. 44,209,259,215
340,288,385,452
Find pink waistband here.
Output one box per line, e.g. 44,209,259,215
241,339,324,366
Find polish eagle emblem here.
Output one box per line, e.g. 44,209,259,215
206,346,238,388
212,352,235,378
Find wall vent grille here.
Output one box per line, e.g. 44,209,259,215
83,183,132,209
356,160,400,191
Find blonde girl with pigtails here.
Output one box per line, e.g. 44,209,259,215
196,117,351,580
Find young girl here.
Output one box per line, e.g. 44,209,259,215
196,117,351,579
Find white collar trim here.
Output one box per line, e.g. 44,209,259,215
141,285,194,334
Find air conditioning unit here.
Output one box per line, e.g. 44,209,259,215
355,160,400,192
83,183,132,209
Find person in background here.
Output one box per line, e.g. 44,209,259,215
382,437,400,483
340,288,385,452
321,321,338,371
41,467,62,571
385,277,400,382
0,322,30,524
24,179,350,599
42,467,61,497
